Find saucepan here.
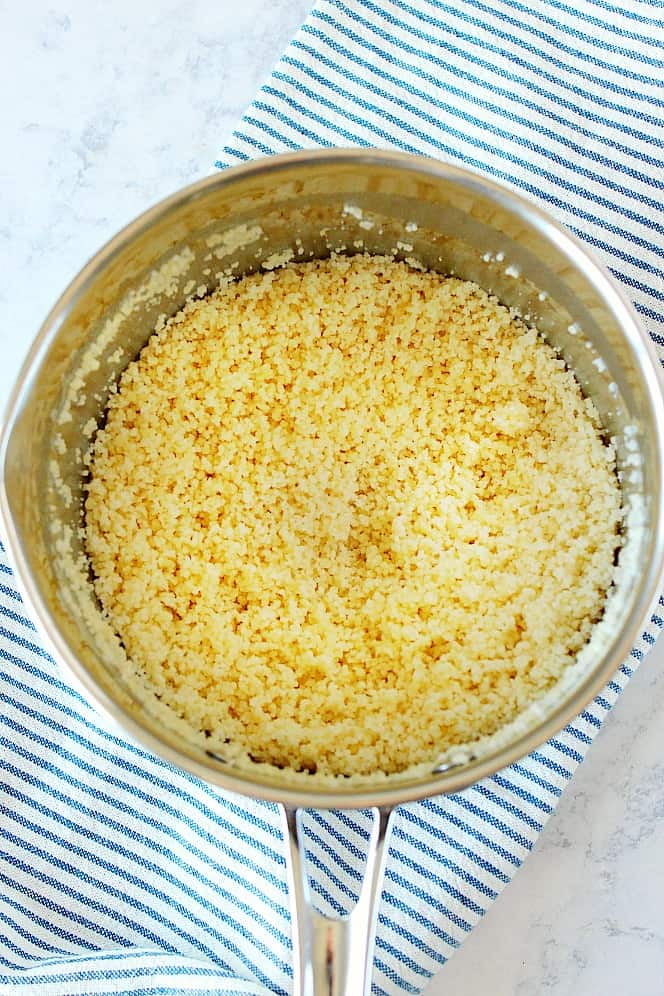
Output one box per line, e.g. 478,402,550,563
2,149,663,996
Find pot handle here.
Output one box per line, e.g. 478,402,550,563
279,805,394,996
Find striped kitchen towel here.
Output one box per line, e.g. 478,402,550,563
2,1,664,994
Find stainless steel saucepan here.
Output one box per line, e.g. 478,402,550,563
2,149,663,996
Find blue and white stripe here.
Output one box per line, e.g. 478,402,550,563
219,0,664,342
2,1,664,993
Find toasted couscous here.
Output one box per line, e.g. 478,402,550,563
85,255,621,777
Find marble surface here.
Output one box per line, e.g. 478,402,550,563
3,2,664,993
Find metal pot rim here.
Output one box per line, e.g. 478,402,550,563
2,147,664,811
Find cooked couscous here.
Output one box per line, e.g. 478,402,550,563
85,255,621,777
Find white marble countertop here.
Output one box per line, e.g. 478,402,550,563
3,2,664,993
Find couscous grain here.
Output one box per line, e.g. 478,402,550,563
85,255,621,777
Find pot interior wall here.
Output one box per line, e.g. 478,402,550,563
3,156,660,805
